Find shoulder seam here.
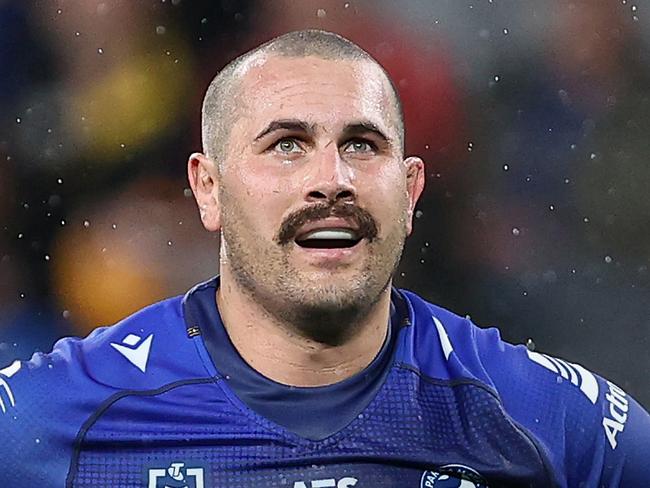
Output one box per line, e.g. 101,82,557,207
64,376,220,487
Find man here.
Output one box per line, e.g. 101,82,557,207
1,30,648,488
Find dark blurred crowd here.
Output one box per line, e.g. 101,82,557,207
1,0,649,406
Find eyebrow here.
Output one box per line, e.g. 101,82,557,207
341,121,390,145
254,119,316,142
252,119,392,145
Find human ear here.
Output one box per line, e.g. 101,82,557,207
187,152,221,232
403,156,425,236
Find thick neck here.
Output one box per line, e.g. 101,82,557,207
216,266,392,387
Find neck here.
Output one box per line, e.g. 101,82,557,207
216,267,392,387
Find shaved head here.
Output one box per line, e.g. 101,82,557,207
201,29,404,165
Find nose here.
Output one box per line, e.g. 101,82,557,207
303,145,357,204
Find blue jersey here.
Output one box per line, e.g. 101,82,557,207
1,277,648,487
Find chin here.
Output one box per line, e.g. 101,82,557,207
274,273,390,341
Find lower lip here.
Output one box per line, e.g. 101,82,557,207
293,240,364,262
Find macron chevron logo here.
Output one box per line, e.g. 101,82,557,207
526,350,599,404
110,333,154,373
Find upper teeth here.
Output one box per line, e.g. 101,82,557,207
301,228,358,240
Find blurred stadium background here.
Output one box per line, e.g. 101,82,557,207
1,0,649,407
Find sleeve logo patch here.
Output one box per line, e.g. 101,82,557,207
526,350,599,404
0,360,20,414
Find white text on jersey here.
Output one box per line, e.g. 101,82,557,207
602,381,629,450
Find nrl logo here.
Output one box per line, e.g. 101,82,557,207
148,462,204,488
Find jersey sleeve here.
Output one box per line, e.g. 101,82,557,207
474,325,650,487
0,327,116,486
0,339,84,485
596,378,650,485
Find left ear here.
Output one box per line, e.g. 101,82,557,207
404,156,425,236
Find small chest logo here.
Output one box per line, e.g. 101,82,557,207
420,464,488,488
148,462,204,488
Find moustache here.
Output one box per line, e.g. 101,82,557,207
275,201,379,245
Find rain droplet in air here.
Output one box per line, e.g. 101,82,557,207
16,117,21,124
604,255,613,264
35,438,41,444
183,188,192,198
503,28,509,35
62,310,71,319
60,220,65,226
493,75,500,82
549,204,555,211
56,9,62,14
83,220,91,228
503,164,509,171
467,141,474,152
75,31,80,37
589,152,596,160
344,2,350,7
44,255,50,261
57,178,63,184
167,240,173,246
415,210,423,219
316,8,326,18
525,338,536,351
156,25,166,35
97,48,104,54
17,233,23,239
111,223,117,229
512,227,521,236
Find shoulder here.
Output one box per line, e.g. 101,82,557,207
0,293,205,424
398,289,650,485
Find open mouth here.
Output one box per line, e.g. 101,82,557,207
294,228,363,249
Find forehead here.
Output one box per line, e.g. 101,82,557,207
236,55,397,135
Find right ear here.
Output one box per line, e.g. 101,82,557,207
187,152,221,232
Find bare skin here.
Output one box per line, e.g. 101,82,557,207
188,55,424,387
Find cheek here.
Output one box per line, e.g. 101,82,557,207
362,190,409,239
223,167,295,234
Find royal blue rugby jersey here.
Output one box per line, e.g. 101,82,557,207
1,276,648,487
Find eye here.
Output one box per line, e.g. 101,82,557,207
274,138,303,154
343,139,375,153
